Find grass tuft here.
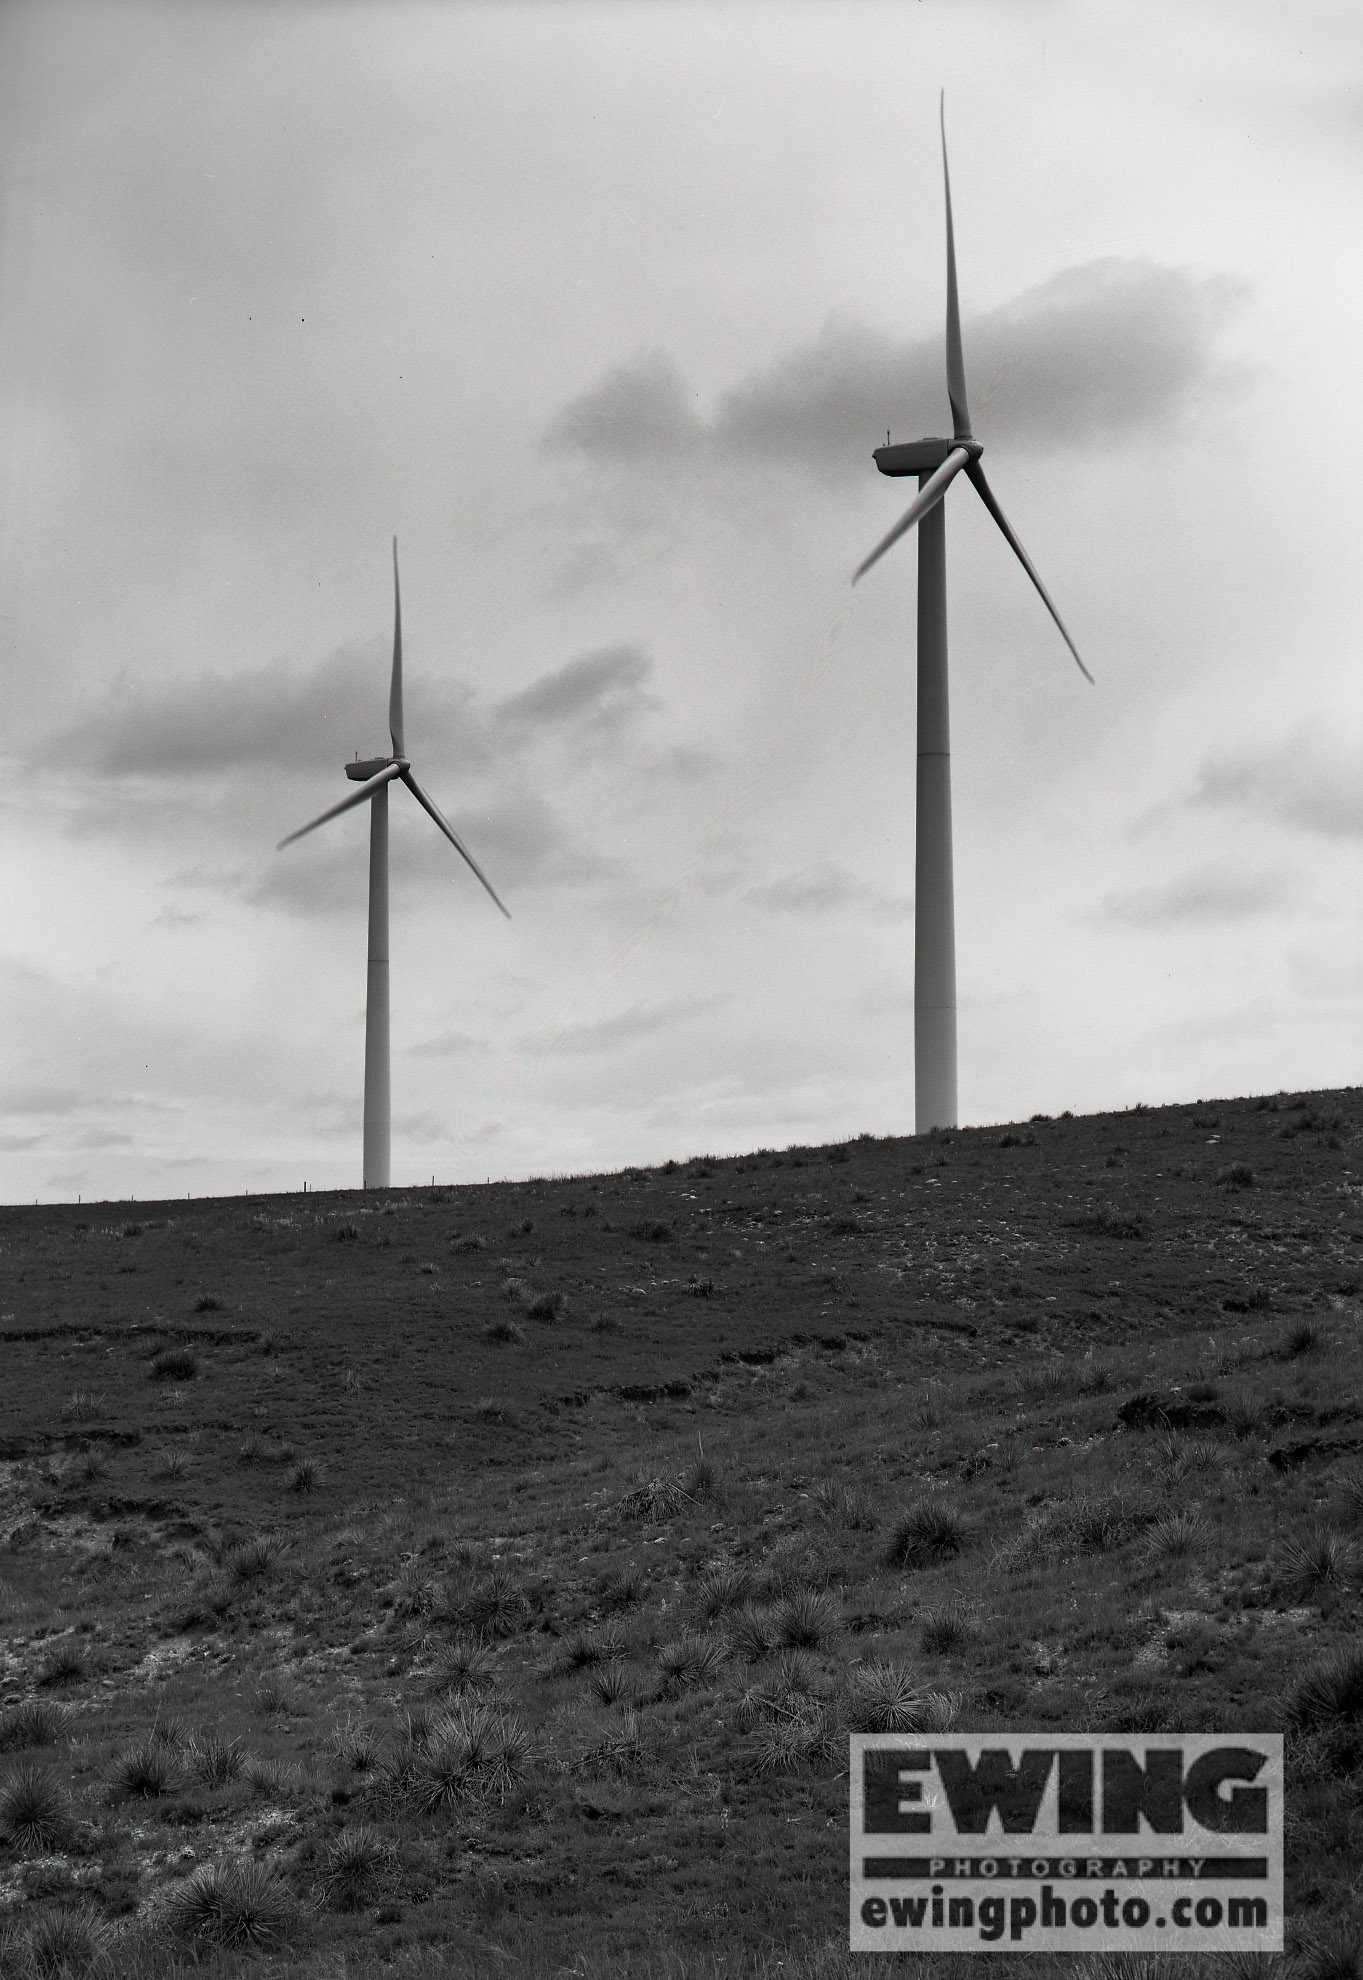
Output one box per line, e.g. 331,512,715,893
287,1455,322,1493
589,1659,636,1707
35,1641,86,1689
885,1502,966,1571
1281,1525,1354,1601
60,1390,104,1423
150,1345,198,1381
728,1604,777,1663
442,1563,531,1637
1224,1392,1266,1439
1144,1509,1209,1562
594,1563,645,1612
810,1479,879,1529
682,1451,722,1504
320,1823,392,1912
695,1563,753,1618
550,1622,626,1676
1334,1462,1363,1524
1287,1645,1363,1729
1216,1161,1258,1188
847,1660,923,1733
748,1709,836,1774
426,1636,497,1696
0,1762,73,1851
414,1701,530,1809
186,1731,245,1787
109,1734,179,1799
0,1699,70,1752
332,1719,382,1771
20,1903,110,1978
771,1588,841,1649
222,1533,283,1583
162,1855,294,1950
618,1476,686,1521
657,1632,727,1693
919,1596,975,1654
1293,1923,1363,1980
483,1316,525,1344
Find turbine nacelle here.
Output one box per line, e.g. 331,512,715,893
346,756,399,781
874,437,982,477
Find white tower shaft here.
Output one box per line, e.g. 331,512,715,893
363,782,391,1188
914,483,957,1133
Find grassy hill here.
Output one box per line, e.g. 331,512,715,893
0,1087,1360,1978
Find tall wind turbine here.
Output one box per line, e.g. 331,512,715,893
853,96,1092,1135
278,541,509,1189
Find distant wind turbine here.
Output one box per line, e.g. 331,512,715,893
852,95,1092,1135
278,541,509,1189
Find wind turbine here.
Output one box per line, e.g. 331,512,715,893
278,541,509,1189
852,96,1092,1135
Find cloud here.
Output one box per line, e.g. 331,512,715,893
0,1083,85,1115
40,639,661,783
407,1029,491,1059
543,350,699,462
252,788,615,916
1100,860,1300,927
1190,733,1363,840
745,863,912,922
544,261,1248,483
519,995,719,1057
38,641,443,779
493,645,659,741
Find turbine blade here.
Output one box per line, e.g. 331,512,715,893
400,768,511,918
389,536,405,759
966,460,1094,682
276,763,402,850
941,92,972,443
853,445,969,584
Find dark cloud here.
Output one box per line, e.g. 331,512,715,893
543,350,699,462
519,995,718,1057
745,863,912,922
254,788,615,917
493,645,658,740
38,640,480,779
454,794,622,891
0,1083,85,1115
1100,861,1299,927
40,639,660,782
545,260,1248,482
1190,734,1363,840
406,1029,491,1059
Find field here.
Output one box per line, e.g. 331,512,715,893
0,1087,1360,1978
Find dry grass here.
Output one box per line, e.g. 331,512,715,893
0,1087,1357,1971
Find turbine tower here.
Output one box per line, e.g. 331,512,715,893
853,96,1092,1134
278,541,509,1188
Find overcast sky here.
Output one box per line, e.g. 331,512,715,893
1,0,1359,1203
